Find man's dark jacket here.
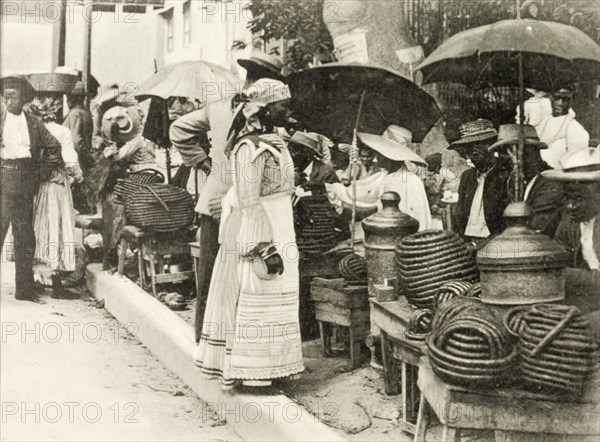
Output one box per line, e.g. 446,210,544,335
63,104,95,170
0,112,63,189
454,164,511,237
526,174,565,238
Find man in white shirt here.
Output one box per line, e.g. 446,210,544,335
537,86,590,169
451,119,511,243
543,148,600,337
1,76,63,303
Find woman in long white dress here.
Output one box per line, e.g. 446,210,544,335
195,79,304,390
29,96,83,297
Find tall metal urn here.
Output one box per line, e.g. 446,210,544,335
362,192,420,301
477,202,570,305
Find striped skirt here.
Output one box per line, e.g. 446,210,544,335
195,192,304,389
33,177,76,272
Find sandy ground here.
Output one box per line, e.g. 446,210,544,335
0,263,241,442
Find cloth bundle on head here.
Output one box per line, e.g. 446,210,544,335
241,78,291,119
28,96,62,122
225,78,291,158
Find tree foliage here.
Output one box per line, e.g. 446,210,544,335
413,0,600,56
233,0,334,73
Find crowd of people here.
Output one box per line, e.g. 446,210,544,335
1,50,598,391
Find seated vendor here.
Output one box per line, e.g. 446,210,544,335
542,148,600,319
451,119,511,244
325,126,432,237
340,146,381,185
489,124,565,238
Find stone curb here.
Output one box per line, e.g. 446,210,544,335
86,264,346,442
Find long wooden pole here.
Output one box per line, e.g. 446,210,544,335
350,91,367,251
57,0,67,67
82,0,93,110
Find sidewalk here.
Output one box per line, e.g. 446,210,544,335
86,264,345,442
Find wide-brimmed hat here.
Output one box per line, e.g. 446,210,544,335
101,105,141,143
289,131,322,156
0,75,36,102
448,119,497,149
382,125,413,145
358,127,426,166
541,148,600,182
488,124,547,152
238,52,285,81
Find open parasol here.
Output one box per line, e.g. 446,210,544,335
136,60,241,104
417,14,600,201
288,62,441,144
136,61,241,184
288,62,441,249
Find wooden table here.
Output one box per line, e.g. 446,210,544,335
310,278,370,369
118,226,195,297
370,298,427,435
415,357,600,442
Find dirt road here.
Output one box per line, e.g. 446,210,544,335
0,263,241,442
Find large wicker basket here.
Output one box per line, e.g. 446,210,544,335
124,183,194,233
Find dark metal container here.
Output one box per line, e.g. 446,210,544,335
476,202,570,305
362,192,419,301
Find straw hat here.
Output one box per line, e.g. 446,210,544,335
448,119,497,149
488,124,547,152
101,105,141,143
358,125,426,166
541,148,600,182
289,132,322,158
0,75,36,103
238,52,285,81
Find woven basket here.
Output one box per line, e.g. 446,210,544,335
395,230,479,309
114,170,165,204
515,304,599,396
124,183,194,233
428,298,517,388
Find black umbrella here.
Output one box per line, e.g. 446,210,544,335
417,18,600,200
289,62,441,248
288,62,441,144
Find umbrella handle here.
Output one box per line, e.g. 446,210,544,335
350,130,360,251
350,91,366,252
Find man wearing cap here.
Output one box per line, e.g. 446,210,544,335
542,149,600,331
452,119,511,242
169,53,285,343
288,131,339,186
537,85,590,170
490,124,565,238
1,75,63,303
63,81,96,213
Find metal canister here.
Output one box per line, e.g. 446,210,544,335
477,202,570,305
362,192,419,301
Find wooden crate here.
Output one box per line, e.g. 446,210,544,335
310,278,370,368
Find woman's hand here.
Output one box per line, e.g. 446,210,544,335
196,157,212,175
103,144,118,158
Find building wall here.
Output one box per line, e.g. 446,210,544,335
155,0,252,78
1,1,158,87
